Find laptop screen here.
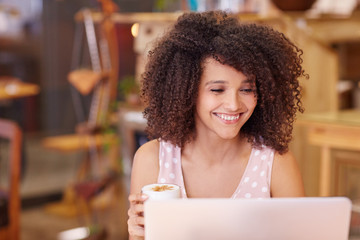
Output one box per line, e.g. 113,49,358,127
144,197,351,240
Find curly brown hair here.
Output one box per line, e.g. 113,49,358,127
141,11,307,154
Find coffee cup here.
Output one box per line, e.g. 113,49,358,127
141,183,181,200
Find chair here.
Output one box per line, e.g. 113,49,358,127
0,118,22,240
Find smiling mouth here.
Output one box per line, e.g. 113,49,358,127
214,113,241,121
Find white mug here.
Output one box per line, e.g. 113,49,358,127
141,183,181,200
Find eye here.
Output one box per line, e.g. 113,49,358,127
210,89,224,93
240,88,255,94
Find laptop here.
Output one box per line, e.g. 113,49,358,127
144,197,352,240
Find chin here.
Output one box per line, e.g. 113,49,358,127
216,132,241,140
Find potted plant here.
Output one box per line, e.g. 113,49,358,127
118,75,140,105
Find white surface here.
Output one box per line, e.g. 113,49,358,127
145,197,352,240
123,111,147,125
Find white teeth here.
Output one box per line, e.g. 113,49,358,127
217,114,240,121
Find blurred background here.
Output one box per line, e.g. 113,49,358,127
0,0,360,239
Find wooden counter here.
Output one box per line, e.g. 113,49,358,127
297,110,360,196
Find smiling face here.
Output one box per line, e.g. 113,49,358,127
195,57,257,141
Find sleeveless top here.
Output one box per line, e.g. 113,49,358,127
157,140,275,199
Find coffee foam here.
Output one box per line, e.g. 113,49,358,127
142,183,181,200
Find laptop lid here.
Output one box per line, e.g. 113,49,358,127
144,197,352,240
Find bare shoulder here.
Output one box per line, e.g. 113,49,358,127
133,139,159,161
270,150,305,197
130,139,160,194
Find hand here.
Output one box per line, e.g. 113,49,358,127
128,193,149,240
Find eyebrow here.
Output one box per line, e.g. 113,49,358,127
205,80,226,86
205,78,253,86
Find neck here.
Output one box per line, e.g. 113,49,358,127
183,132,249,166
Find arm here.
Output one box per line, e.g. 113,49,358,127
270,151,305,197
128,140,159,240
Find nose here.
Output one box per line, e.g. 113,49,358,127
223,91,243,111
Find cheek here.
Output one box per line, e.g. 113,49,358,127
197,93,218,109
244,95,257,109
253,97,258,107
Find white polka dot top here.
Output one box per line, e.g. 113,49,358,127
157,140,275,199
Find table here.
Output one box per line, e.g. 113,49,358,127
297,110,360,196
0,76,40,100
42,134,117,152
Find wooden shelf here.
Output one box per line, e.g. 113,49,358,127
287,11,360,44
75,10,288,24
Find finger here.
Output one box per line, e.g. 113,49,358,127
128,207,134,217
128,215,144,228
128,201,145,218
129,193,148,204
129,228,145,239
130,235,144,240
129,193,141,202
135,215,144,226
133,203,144,215
128,205,144,218
128,217,145,237
128,193,141,203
